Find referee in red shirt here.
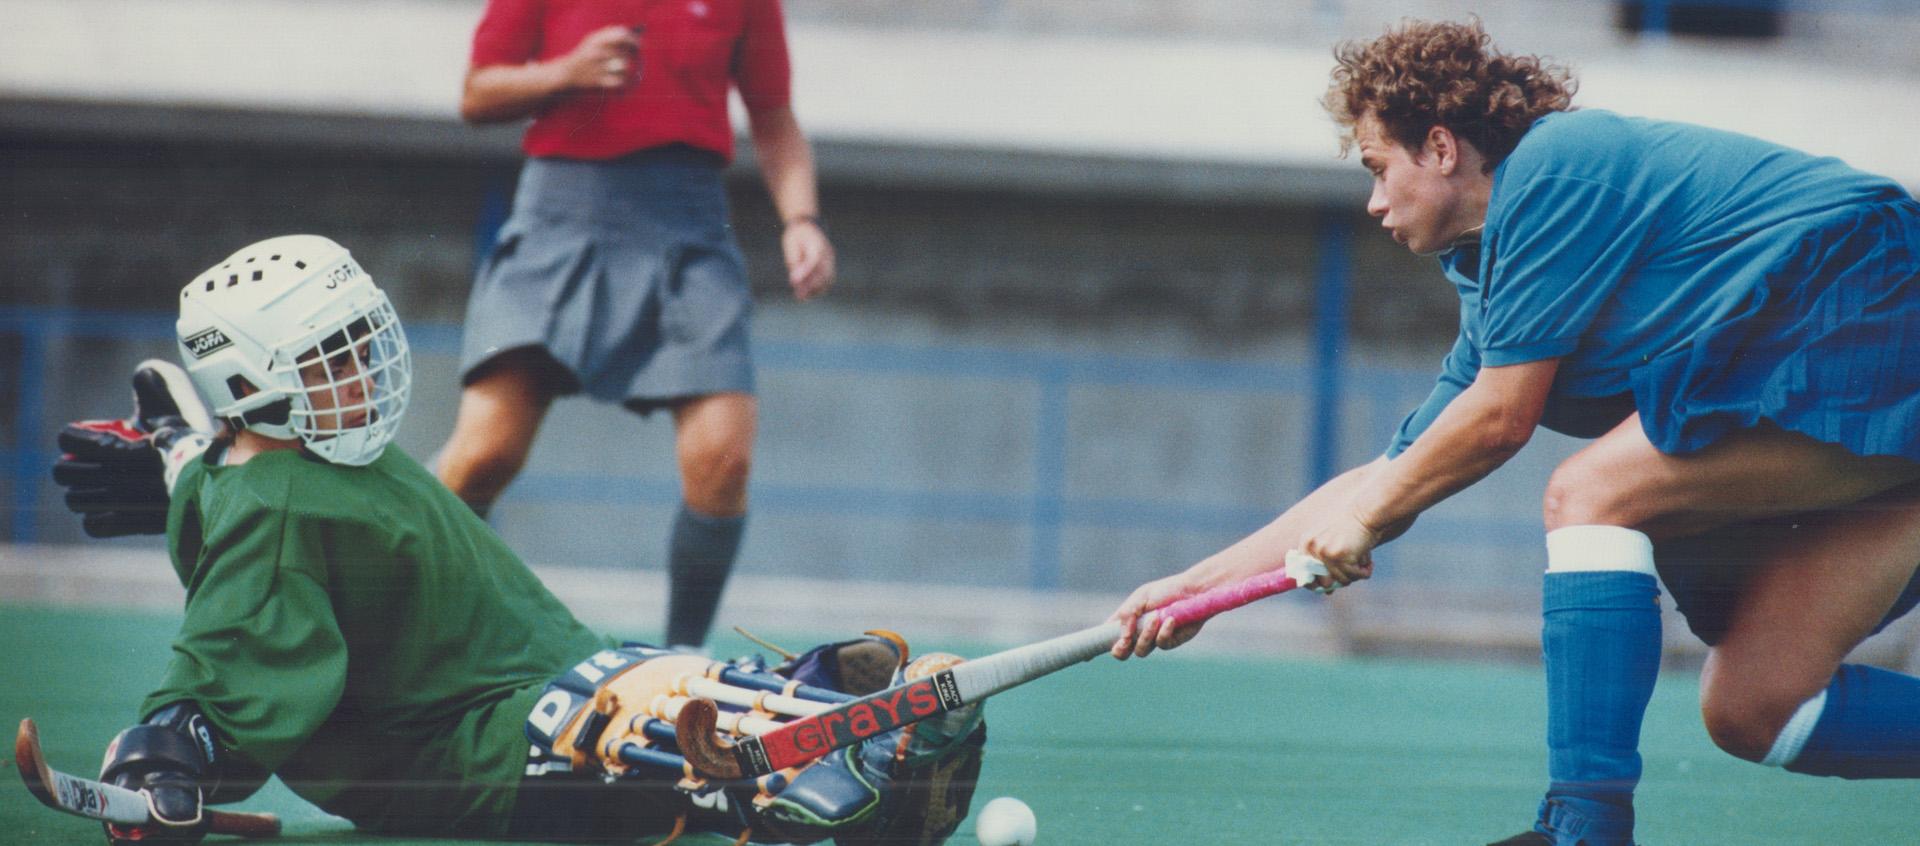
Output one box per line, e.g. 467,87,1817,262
440,0,835,650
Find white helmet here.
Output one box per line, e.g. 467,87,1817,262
176,235,411,466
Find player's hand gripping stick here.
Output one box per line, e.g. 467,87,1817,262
15,719,281,838
676,556,1320,780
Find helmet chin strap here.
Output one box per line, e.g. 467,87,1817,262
233,399,292,431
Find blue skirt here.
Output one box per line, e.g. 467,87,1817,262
459,150,755,412
1634,198,1920,461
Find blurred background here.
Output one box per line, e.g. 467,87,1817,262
6,0,1920,667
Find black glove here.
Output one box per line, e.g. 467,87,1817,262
53,419,170,537
99,725,211,845
51,361,215,537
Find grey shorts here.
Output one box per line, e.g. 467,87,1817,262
459,149,754,413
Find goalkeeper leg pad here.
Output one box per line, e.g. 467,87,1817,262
755,745,883,843
757,721,988,846
840,723,985,846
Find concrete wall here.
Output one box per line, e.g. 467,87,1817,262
6,1,1919,192
7,1,1920,662
3,131,1563,605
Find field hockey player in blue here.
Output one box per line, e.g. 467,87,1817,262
1112,18,1920,846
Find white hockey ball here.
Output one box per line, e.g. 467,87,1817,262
976,796,1037,846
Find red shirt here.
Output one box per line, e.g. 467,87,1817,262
470,0,793,162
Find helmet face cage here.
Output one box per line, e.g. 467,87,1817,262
270,290,411,466
176,235,412,466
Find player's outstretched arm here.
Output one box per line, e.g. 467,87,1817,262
679,571,1311,782
51,360,216,537
1114,359,1558,658
1108,460,1381,660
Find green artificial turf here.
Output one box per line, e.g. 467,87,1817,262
2,604,1909,844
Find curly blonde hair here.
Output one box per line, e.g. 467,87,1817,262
1324,19,1576,170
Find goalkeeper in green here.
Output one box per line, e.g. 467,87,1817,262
49,235,983,845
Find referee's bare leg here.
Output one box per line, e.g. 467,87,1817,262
437,349,563,517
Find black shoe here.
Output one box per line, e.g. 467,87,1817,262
1487,833,1552,846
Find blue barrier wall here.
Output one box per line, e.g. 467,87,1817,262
2,304,1575,595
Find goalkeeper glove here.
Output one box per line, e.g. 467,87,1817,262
52,360,216,537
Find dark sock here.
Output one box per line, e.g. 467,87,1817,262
665,504,745,648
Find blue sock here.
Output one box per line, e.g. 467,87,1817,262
1777,664,1920,778
1540,570,1662,835
665,504,745,648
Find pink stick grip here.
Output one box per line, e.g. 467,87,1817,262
1152,570,1300,629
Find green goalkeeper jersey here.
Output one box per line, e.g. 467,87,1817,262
147,444,609,837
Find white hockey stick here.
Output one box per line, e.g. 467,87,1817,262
678,565,1308,779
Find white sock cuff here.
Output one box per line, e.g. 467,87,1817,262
1545,525,1657,576
1761,689,1829,768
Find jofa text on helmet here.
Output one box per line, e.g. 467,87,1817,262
324,262,360,289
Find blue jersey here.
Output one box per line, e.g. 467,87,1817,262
1388,109,1917,457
